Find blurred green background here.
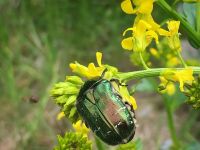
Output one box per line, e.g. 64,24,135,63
0,0,200,150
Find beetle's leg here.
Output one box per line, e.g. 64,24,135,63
100,68,108,79
110,78,128,87
124,101,134,111
84,121,89,128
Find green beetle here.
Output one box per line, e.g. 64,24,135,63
76,77,136,145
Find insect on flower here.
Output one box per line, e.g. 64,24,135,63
76,70,136,145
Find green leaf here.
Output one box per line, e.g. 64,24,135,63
183,3,196,28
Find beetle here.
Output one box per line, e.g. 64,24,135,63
76,72,136,145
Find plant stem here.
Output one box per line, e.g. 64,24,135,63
177,51,187,67
139,52,149,70
163,96,180,148
117,67,200,82
197,1,200,34
156,0,200,48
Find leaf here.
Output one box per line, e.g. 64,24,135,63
183,3,196,28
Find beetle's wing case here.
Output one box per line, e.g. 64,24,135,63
76,79,135,145
76,79,122,145
93,80,135,143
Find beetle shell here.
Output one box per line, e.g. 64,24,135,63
76,79,136,145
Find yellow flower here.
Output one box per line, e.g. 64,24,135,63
73,120,90,137
120,86,137,110
70,52,118,80
166,56,180,67
150,48,159,58
162,68,194,91
135,14,160,31
121,0,153,15
70,52,105,79
121,20,158,52
166,83,176,95
159,77,176,95
111,81,137,110
159,21,181,51
57,111,65,120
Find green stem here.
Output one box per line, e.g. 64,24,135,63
139,52,149,70
117,67,200,82
163,96,180,148
156,0,200,48
177,51,187,67
197,1,200,34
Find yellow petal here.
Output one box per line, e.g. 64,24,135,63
73,120,89,136
158,28,170,36
88,63,99,77
69,63,77,70
150,48,159,57
179,79,184,92
70,62,90,78
123,27,134,36
138,0,153,14
135,20,151,36
167,20,180,35
57,112,65,120
121,0,136,14
118,86,137,110
146,30,159,44
166,83,176,95
121,37,134,50
96,52,102,67
128,96,137,110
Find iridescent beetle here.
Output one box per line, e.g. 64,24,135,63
76,70,136,145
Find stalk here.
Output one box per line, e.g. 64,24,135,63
117,67,200,82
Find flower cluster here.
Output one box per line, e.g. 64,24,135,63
184,76,200,109
120,0,195,97
51,51,137,124
120,0,182,68
54,132,92,150
161,68,194,92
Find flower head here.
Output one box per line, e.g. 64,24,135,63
161,68,194,92
51,76,83,123
70,52,118,80
73,120,90,137
111,80,137,110
159,20,181,51
54,132,92,150
158,77,176,95
51,52,138,124
121,20,158,52
57,111,65,120
121,0,154,15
